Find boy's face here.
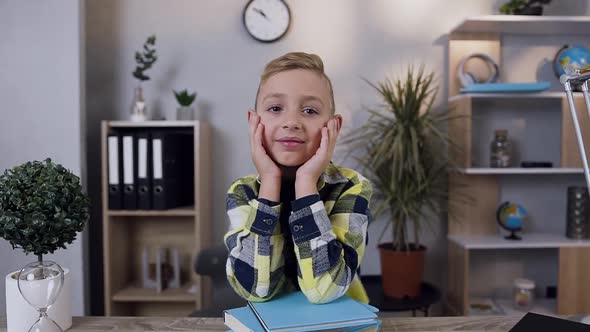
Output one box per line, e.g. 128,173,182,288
255,69,337,167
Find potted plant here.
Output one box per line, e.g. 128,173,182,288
174,89,197,120
499,0,551,15
341,67,456,298
0,159,90,332
130,35,157,122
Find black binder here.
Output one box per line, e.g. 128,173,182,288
107,133,123,210
151,130,194,210
122,132,138,210
136,130,152,210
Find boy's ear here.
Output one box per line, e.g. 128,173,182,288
247,109,255,121
334,114,343,130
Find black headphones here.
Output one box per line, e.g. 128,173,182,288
457,53,500,87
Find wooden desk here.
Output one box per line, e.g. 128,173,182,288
0,315,526,331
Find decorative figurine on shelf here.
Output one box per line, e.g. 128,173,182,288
141,246,183,292
496,201,527,240
131,35,157,122
174,89,197,121
499,0,551,15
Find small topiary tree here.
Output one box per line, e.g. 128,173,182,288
0,159,90,262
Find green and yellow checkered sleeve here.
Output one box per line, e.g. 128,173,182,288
290,169,373,304
223,176,287,302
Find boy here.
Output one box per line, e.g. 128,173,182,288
224,52,372,304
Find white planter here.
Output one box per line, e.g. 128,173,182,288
5,268,72,332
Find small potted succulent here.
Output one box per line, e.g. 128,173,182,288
0,159,90,332
130,35,157,122
174,89,197,120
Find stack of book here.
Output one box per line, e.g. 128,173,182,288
224,291,381,332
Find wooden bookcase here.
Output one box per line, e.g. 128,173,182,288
446,16,590,316
100,120,212,317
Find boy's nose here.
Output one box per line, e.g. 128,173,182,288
281,113,302,130
281,121,301,130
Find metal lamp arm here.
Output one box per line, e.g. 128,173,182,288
562,71,590,193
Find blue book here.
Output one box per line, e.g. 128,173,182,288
224,306,265,332
246,291,379,332
224,306,380,332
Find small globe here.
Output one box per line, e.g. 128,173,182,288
553,45,590,78
496,202,527,240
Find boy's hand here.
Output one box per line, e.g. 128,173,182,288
296,117,341,185
248,110,281,182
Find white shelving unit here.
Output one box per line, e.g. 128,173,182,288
449,92,568,101
446,16,590,317
449,233,590,249
458,168,584,174
468,298,556,317
451,15,590,35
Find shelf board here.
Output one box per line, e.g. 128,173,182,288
469,297,556,317
458,168,584,175
449,233,590,249
496,298,556,317
450,15,590,35
448,91,581,102
107,207,196,217
112,284,197,302
108,120,199,127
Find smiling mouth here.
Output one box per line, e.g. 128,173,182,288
276,139,304,149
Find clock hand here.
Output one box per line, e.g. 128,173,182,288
253,7,269,20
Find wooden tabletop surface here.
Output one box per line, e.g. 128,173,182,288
0,315,531,331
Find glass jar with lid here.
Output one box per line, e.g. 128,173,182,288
513,278,535,311
490,129,512,168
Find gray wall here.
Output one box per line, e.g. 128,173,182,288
0,1,86,316
84,0,590,301
85,0,589,315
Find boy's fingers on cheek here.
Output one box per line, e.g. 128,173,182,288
258,124,266,149
321,127,329,149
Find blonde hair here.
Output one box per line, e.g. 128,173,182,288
255,52,335,113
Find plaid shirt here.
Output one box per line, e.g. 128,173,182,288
224,163,373,304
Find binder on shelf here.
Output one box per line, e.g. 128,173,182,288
136,130,152,210
107,133,123,210
122,133,138,210
151,130,194,210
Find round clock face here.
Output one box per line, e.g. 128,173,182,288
243,0,291,43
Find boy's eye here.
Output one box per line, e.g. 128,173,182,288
303,108,319,115
267,106,282,113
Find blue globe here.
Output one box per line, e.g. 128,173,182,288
553,45,590,78
496,202,527,240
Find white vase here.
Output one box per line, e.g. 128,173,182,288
5,268,72,332
130,85,148,122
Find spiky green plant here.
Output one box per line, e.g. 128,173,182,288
341,66,458,251
173,89,197,107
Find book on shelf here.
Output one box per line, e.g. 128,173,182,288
224,291,380,332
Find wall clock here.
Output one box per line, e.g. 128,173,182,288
243,0,291,43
